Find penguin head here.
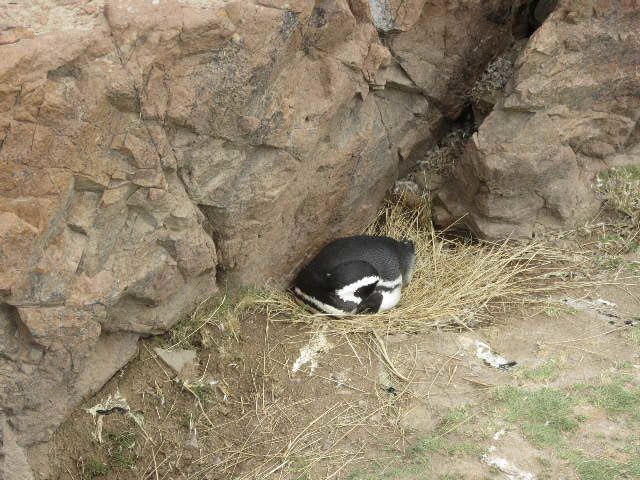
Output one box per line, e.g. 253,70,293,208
398,239,416,286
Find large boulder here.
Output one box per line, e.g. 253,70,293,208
0,0,535,475
439,0,640,237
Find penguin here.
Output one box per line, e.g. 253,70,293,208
292,235,416,315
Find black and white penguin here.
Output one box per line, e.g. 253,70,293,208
292,235,416,315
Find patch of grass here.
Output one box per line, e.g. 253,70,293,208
410,435,447,456
597,165,640,224
442,439,482,456
574,456,640,480
494,386,579,448
629,328,640,347
593,247,640,272
597,232,631,251
518,359,560,382
350,406,480,479
105,431,137,468
83,459,109,479
287,455,312,480
543,302,579,318
410,406,483,459
440,406,473,430
538,456,552,468
600,232,626,245
584,380,640,419
618,361,634,371
411,435,482,458
168,288,261,349
346,464,429,480
627,260,640,274
622,441,640,456
187,382,215,403
594,254,625,271
438,474,466,480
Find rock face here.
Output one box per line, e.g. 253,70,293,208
1,0,532,473
439,1,640,238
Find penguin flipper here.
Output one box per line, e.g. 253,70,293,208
355,291,384,314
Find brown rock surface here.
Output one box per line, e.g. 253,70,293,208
386,0,532,117
0,0,541,475
439,1,640,238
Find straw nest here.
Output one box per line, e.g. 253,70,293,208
247,199,588,334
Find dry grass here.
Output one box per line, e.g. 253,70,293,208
182,401,368,480
418,126,472,176
250,199,589,335
596,165,640,224
470,41,524,104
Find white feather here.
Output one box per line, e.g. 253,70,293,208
377,275,403,289
379,286,402,311
335,276,380,304
293,287,351,315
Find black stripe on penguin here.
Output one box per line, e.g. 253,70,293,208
292,235,416,315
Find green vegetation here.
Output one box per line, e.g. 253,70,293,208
493,383,640,479
288,456,312,480
618,361,634,370
438,474,466,480
627,260,640,274
573,455,640,480
347,406,480,479
596,232,639,252
594,254,625,271
346,464,429,480
84,459,109,479
584,380,640,419
518,359,560,382
597,165,640,223
543,302,578,318
593,250,640,272
187,382,215,403
167,288,263,350
494,386,579,448
411,436,482,457
352,382,639,480
410,406,482,457
105,430,137,468
440,406,473,430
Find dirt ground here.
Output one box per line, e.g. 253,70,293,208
33,267,640,480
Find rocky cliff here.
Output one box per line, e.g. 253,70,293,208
439,1,640,237
1,0,637,477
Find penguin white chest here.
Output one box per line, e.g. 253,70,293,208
378,286,402,312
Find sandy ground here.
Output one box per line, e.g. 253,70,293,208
35,275,639,480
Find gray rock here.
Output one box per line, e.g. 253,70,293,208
154,348,198,376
